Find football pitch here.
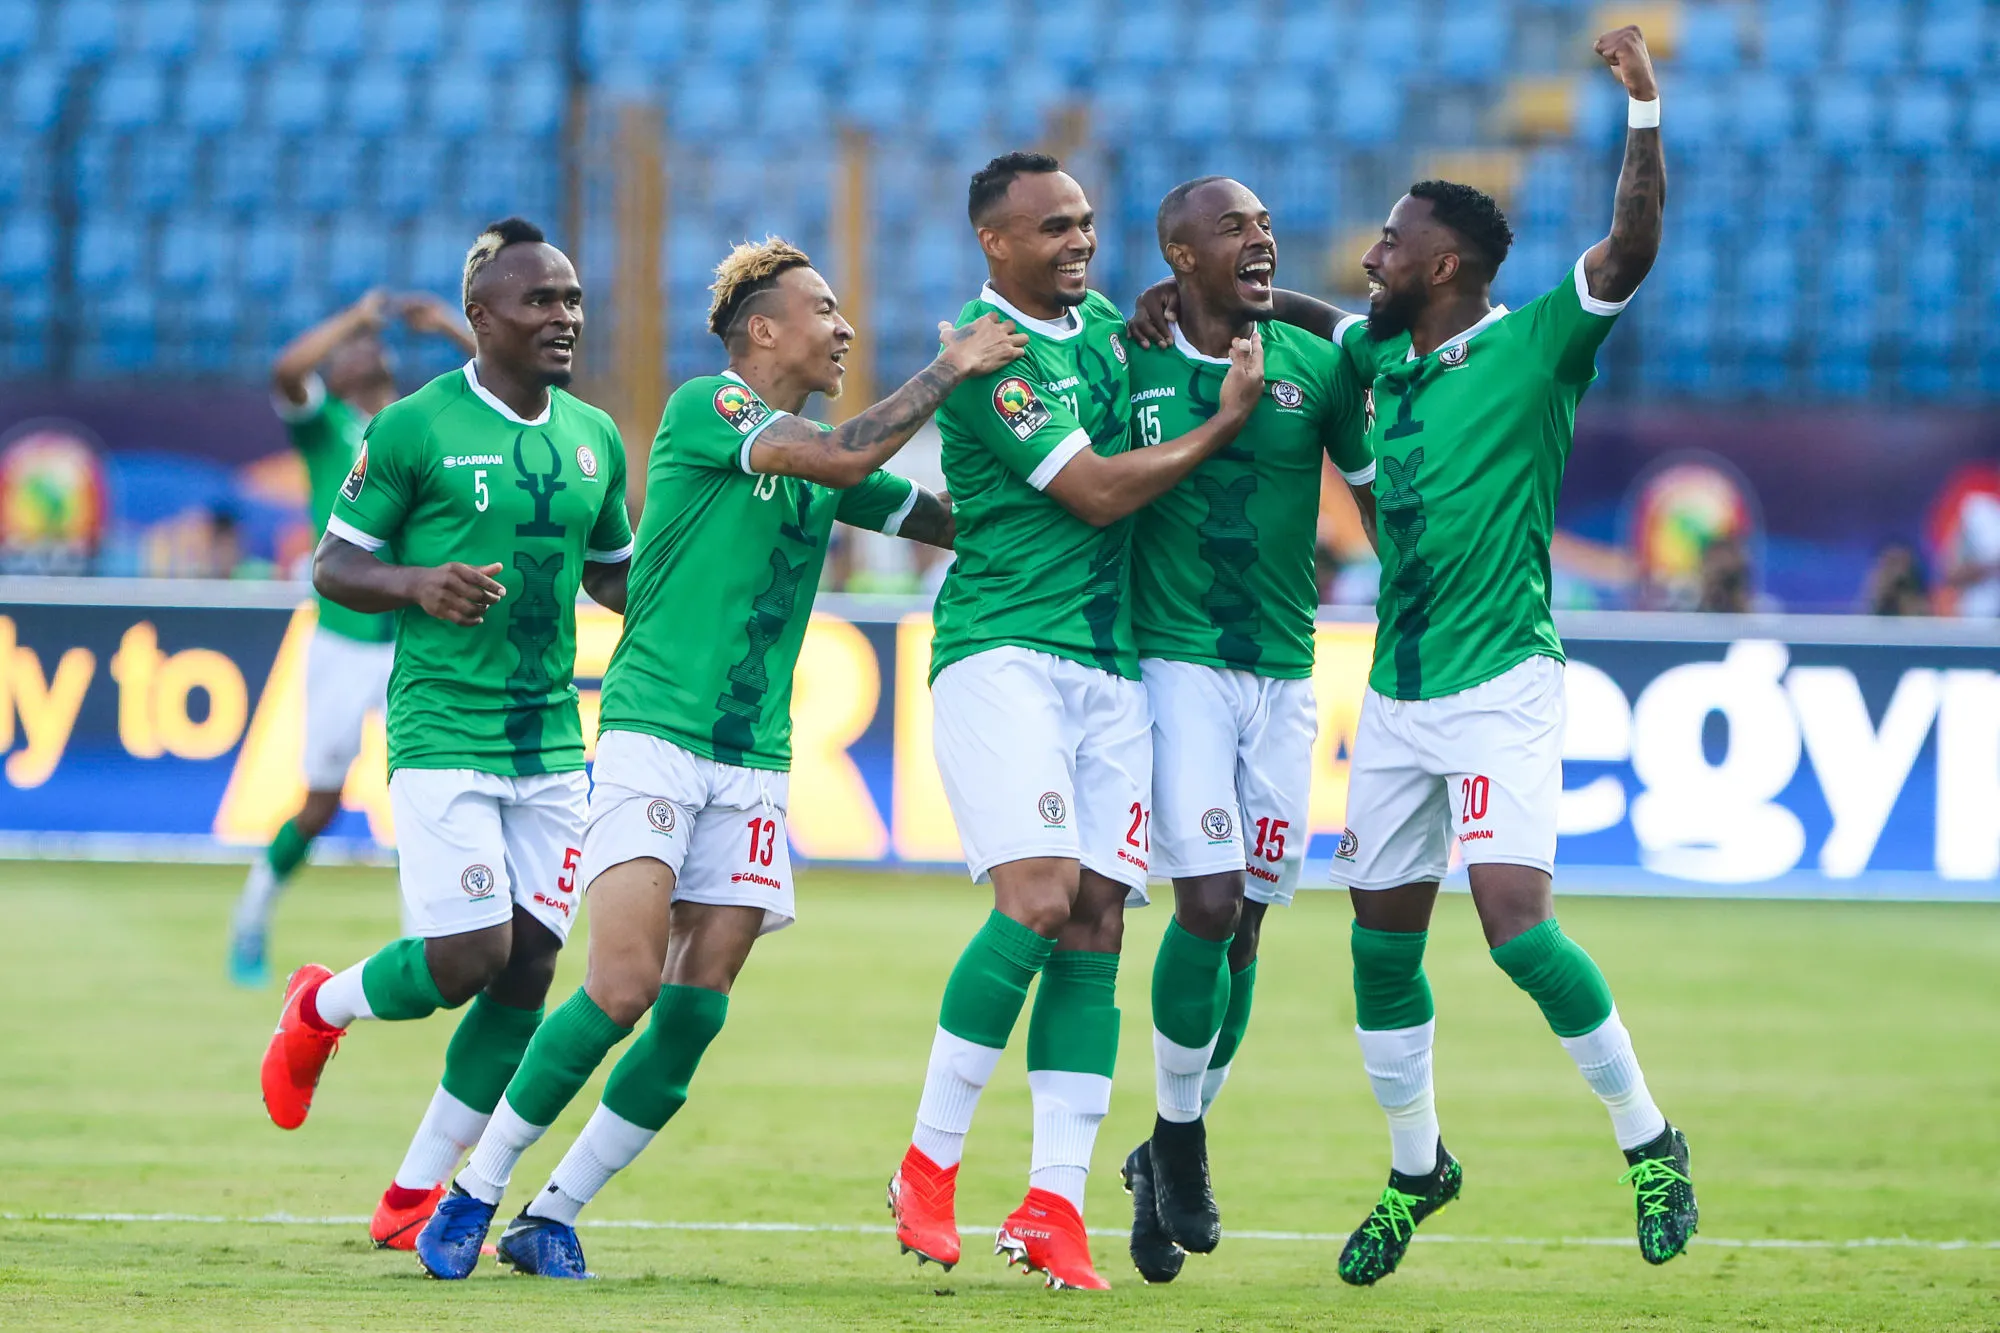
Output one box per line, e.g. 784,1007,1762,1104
1,862,1995,1331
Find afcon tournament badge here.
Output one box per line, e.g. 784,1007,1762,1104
646,799,676,834
340,443,368,501
1108,331,1127,365
576,444,599,478
1038,791,1068,826
992,377,1053,442
1201,807,1234,841
1440,341,1469,368
1269,379,1304,408
713,383,772,435
1335,829,1359,860
461,864,496,898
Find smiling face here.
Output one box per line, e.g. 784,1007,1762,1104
1166,178,1277,325
978,169,1097,312
741,265,855,399
465,242,583,387
1361,194,1458,342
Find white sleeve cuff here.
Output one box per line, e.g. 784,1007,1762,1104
1024,428,1091,492
1339,460,1377,487
737,408,791,473
1573,254,1633,316
273,373,327,422
877,481,921,536
1332,313,1367,344
586,540,635,564
325,514,386,552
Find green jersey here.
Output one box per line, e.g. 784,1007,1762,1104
931,286,1135,682
598,373,917,772
1339,259,1627,701
328,363,634,776
1128,321,1371,679
278,376,392,643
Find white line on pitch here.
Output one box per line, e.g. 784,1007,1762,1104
2,1213,1994,1251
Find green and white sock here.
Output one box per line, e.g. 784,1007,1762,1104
911,910,1053,1168
526,985,729,1225
391,995,544,1191
1493,920,1665,1150
1025,950,1120,1212
1200,957,1258,1114
1352,923,1440,1176
457,988,632,1206
313,937,449,1028
1151,919,1230,1122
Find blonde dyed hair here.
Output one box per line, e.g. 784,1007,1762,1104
462,217,548,305
707,236,814,341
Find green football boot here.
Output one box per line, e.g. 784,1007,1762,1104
1621,1123,1697,1264
1337,1141,1461,1286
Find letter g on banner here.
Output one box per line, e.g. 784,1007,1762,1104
1628,640,1805,883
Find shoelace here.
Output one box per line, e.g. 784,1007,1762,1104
1618,1158,1692,1219
436,1197,491,1244
1359,1186,1424,1244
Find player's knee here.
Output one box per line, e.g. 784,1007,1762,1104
426,930,512,1006
1173,873,1243,941
586,962,664,1029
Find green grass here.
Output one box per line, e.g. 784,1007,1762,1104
1,861,1996,1331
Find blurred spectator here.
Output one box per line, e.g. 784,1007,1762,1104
1697,536,1753,613
1862,543,1933,616
1943,493,2000,618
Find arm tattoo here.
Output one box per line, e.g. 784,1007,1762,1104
895,488,954,549
1588,125,1665,303
827,362,958,456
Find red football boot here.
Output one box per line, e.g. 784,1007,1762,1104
370,1183,445,1251
887,1145,961,1269
260,964,341,1129
995,1188,1110,1290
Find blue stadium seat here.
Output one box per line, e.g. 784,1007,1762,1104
941,8,1006,76
1090,67,1156,142
668,66,742,143
1809,78,1879,151
129,128,195,213
756,69,830,145
1730,71,1797,151
844,67,912,136
378,133,446,222
54,0,119,65
180,58,249,135
240,221,299,297
1189,8,1264,76
326,220,392,301
0,142,30,210
1676,4,1741,74
996,63,1066,141
212,133,282,214
920,70,993,148
1113,7,1182,72
94,61,166,132
1831,156,1896,233
1437,3,1509,84
510,64,565,138
1329,68,1403,146
181,286,244,372
580,0,626,73
1820,239,1879,348
1914,7,1982,77
1166,80,1231,147
264,63,331,135
299,2,367,66
1270,10,1343,76
0,1,34,65
1030,0,1104,81
0,214,54,286
1247,75,1317,146
1833,8,1905,76
383,0,448,67
1761,0,1828,76
1353,7,1419,75
1750,153,1816,234
70,131,116,209
1971,89,2000,156
1520,149,1574,231
87,289,159,372
1906,232,1961,309
467,0,532,70
699,2,770,68
295,136,361,215
429,65,493,140
217,0,286,66
1663,75,1720,152
1916,166,1974,237
458,147,550,221
410,215,473,296
1738,242,1798,353
1256,145,1334,229
158,218,223,293
867,5,930,72
346,65,412,139
1888,81,1955,156
11,59,65,133
785,0,852,74
135,0,204,62
75,215,142,294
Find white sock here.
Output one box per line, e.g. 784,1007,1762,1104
1153,1027,1219,1124
232,859,281,934
1027,1069,1112,1214
911,1027,1003,1169
1559,1008,1667,1151
1357,1021,1441,1177
392,1086,491,1191
1199,1062,1232,1117
524,1104,658,1226
311,961,373,1028
456,1096,548,1206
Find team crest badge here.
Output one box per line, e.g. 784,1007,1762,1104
340,444,368,501
461,864,496,898
713,383,771,435
1038,791,1068,826
1335,829,1359,860
1201,807,1234,841
1107,331,1127,365
576,444,599,478
1269,379,1304,408
993,377,1053,442
1440,342,1469,368
646,799,676,834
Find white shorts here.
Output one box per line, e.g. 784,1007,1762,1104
387,767,590,941
577,729,796,935
303,627,393,791
1142,659,1316,906
932,646,1153,898
1334,654,1564,890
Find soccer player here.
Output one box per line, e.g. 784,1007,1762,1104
888,151,1263,1292
256,219,635,1255
1117,176,1374,1284
228,288,475,987
414,238,1027,1280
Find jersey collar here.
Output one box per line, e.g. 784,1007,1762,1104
462,360,553,426
1171,322,1235,366
1404,305,1508,363
980,283,1083,342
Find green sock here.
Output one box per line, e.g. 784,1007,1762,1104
359,937,450,1021
1351,923,1435,1030
1490,919,1615,1038
1152,918,1231,1050
439,994,544,1114
1209,958,1258,1071
266,818,311,881
503,988,634,1128
937,910,1055,1049
1026,951,1121,1077
601,985,730,1132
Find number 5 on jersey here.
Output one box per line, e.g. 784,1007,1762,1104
473,467,489,512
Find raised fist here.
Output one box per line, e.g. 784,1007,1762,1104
1594,25,1658,102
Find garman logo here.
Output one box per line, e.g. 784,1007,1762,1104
576,444,599,478
441,454,504,467
1038,790,1067,825
1248,864,1280,883
1269,379,1304,409
461,863,496,898
340,445,367,501
713,383,771,435
1459,828,1494,842
646,799,676,834
993,377,1052,442
1440,342,1469,368
1201,807,1234,841
731,871,783,889
1335,829,1359,860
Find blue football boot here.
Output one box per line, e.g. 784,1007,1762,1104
496,1210,593,1279
415,1184,497,1280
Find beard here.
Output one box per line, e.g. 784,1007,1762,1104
1052,285,1088,309
1366,284,1425,342
543,369,574,388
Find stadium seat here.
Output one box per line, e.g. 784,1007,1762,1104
1090,66,1157,142
458,146,552,221
1831,156,1896,234
11,59,66,133
294,136,362,215
180,286,244,372
1660,75,1720,152
509,64,566,138
264,63,332,136
1113,7,1182,72
326,221,392,302
70,131,117,210
756,70,831,146
54,0,119,66
1759,0,1828,75
668,67,742,144
996,63,1066,142
1809,78,1879,152
1916,166,1974,238
93,61,167,133
383,0,448,67
1738,242,1798,354
1833,8,1905,76
919,70,993,149
1914,8,1982,77
299,1,367,67
1676,4,1741,75
240,221,299,298
410,215,473,296
1353,7,1419,75
1270,10,1343,76
345,65,412,140
1188,8,1264,76
1166,80,1231,147
134,0,203,62
1436,3,1509,84
467,0,532,71
0,141,31,211
1730,71,1797,151
428,65,494,141
1520,148,1574,231
158,218,223,293
216,0,286,66
579,0,626,73
1247,75,1317,146
1888,81,1955,156
845,67,912,137
699,2,771,68
1970,89,2000,156
1820,239,1879,348
1029,0,1104,81
212,133,281,214
179,58,250,136
378,133,447,223
941,8,1007,76
87,289,160,372
129,129,195,214
0,1,34,65
1329,68,1404,146
75,216,142,294
867,5,930,72
786,0,853,74
0,213,54,286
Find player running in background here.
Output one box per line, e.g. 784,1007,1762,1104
256,219,633,1254
228,289,475,988
415,239,1025,1280
888,152,1262,1292
1116,176,1374,1284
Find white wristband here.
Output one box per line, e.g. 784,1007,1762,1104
1628,96,1661,129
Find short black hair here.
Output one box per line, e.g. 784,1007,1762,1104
968,151,1062,225
1155,175,1230,254
463,217,550,303
1407,180,1514,281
